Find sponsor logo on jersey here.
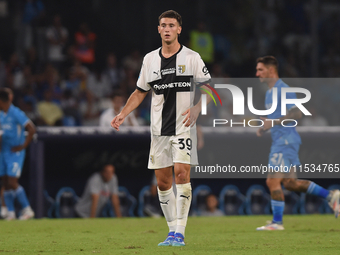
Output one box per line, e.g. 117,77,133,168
178,65,186,74
153,82,191,90
161,68,176,76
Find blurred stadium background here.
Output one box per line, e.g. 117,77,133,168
0,0,339,219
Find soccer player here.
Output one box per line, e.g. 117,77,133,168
75,164,121,218
255,56,340,230
111,10,211,246
0,88,36,220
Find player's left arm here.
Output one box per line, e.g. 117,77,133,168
111,194,122,218
258,90,302,135
182,54,212,127
11,121,36,152
182,84,212,127
274,106,302,123
258,107,302,135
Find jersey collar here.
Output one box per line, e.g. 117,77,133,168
2,104,14,115
159,44,183,60
274,78,283,87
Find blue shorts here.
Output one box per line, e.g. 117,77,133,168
268,143,300,177
0,150,26,178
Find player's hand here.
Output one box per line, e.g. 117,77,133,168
256,127,264,137
11,145,24,152
182,105,200,127
260,117,272,131
111,113,126,131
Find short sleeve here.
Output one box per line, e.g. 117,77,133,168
110,175,119,195
14,109,30,128
88,175,102,194
136,58,151,92
285,90,297,111
193,54,211,83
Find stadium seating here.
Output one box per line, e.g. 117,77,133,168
138,185,161,217
55,187,79,218
282,188,300,214
192,185,212,215
245,185,271,215
43,190,56,218
299,193,325,214
219,185,246,215
100,201,115,217
115,186,137,217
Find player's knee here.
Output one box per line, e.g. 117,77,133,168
175,170,189,183
157,180,172,191
266,178,275,188
266,178,280,190
282,178,296,190
6,178,18,190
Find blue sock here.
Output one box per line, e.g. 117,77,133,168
306,182,330,199
271,200,284,224
14,186,30,209
3,190,15,212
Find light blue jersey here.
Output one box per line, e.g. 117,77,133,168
265,79,301,146
0,105,29,177
0,105,29,151
266,79,301,169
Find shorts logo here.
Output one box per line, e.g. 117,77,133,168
178,65,186,74
150,155,154,164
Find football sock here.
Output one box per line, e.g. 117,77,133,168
271,200,284,224
158,186,177,232
175,183,192,237
14,186,30,209
3,190,15,212
306,182,330,199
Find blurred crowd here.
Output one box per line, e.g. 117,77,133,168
0,0,339,126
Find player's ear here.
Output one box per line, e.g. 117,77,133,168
177,26,182,35
158,25,161,34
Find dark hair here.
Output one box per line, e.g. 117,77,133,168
256,56,279,71
158,10,182,26
0,88,10,102
101,164,114,172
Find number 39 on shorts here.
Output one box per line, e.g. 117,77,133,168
178,138,192,150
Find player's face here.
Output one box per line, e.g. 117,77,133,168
206,195,218,210
158,18,182,44
256,62,270,83
101,165,114,182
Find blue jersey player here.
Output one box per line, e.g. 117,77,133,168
255,56,340,230
0,88,36,220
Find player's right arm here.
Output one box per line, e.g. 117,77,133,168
111,89,148,131
111,56,150,131
90,194,99,218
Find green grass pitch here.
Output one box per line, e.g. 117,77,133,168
0,215,339,254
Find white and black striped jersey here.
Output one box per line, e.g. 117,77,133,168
137,45,211,136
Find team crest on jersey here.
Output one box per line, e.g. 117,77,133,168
150,155,154,164
178,65,186,74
